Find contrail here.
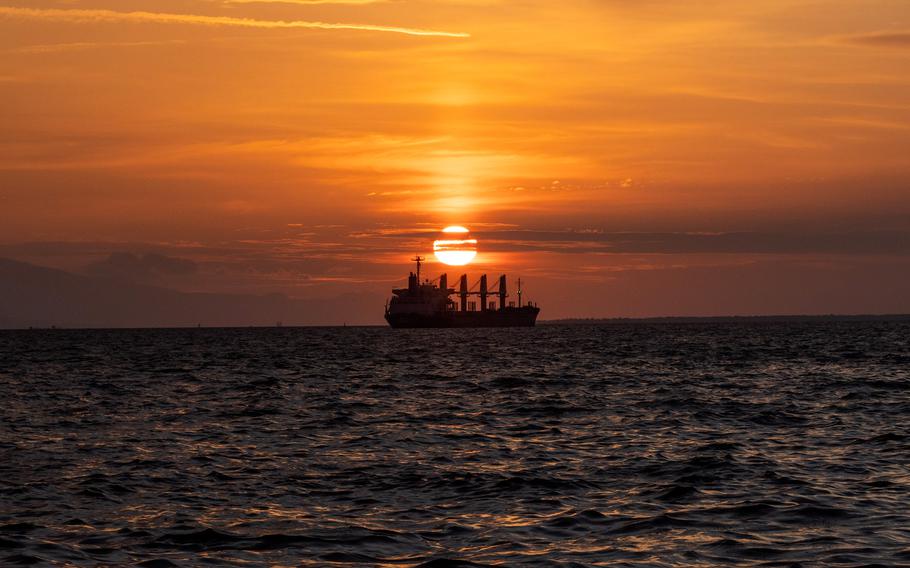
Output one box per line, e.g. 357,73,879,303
0,6,470,38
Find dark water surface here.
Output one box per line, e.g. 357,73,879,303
1,323,909,567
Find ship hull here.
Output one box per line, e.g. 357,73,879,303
385,307,539,328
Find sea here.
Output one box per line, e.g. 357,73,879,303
1,321,909,567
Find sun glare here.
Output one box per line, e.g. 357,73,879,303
434,226,477,266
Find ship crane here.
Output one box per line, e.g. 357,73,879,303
455,274,510,311
412,255,425,282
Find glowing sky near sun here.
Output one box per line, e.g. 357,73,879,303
1,0,909,322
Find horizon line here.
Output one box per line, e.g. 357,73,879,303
3,313,909,331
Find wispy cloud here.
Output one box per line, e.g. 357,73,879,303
365,228,910,256
841,31,910,48
223,0,387,4
8,40,188,54
0,6,470,38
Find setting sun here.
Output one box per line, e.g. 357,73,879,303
433,226,478,266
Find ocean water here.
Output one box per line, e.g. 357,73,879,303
1,322,909,567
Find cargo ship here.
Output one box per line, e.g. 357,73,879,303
385,256,540,328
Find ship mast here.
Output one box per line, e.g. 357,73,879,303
517,278,522,306
412,255,425,282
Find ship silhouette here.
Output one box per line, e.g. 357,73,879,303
385,256,540,328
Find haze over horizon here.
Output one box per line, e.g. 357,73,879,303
2,0,909,324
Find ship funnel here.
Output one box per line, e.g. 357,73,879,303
408,272,417,293
480,274,488,311
459,274,468,311
440,273,447,292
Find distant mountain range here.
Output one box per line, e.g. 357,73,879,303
0,258,383,329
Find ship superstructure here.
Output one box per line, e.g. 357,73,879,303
384,256,540,328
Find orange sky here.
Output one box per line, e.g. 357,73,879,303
1,0,909,322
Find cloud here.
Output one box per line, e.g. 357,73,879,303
222,0,386,4
8,40,188,54
500,230,910,256
86,252,197,282
841,31,910,48
368,228,910,256
0,6,470,38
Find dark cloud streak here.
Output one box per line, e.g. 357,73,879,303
842,31,910,48
487,230,910,255
371,229,910,256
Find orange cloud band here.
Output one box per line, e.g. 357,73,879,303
223,0,385,4
0,6,470,38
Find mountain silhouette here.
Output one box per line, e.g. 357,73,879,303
0,258,381,328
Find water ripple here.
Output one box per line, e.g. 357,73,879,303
1,322,909,566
